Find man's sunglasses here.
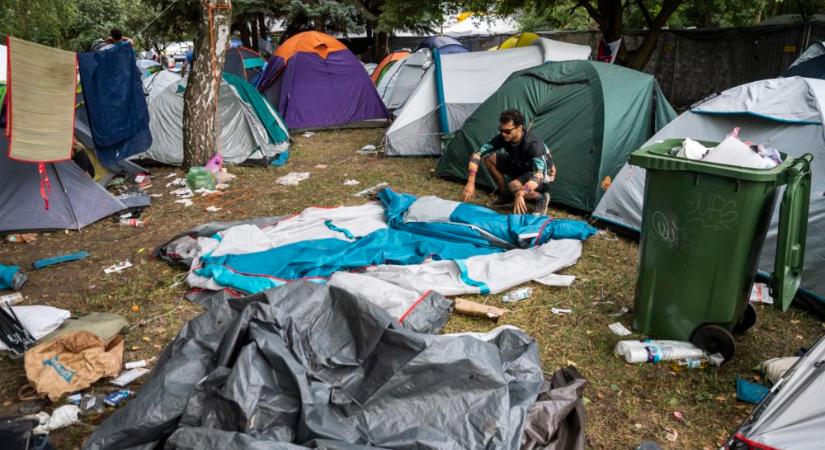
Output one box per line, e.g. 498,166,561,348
499,126,517,135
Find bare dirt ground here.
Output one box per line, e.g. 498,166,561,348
0,128,821,449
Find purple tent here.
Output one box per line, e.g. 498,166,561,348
256,31,388,129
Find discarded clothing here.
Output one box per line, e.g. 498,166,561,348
41,312,127,344
6,37,76,162
78,44,152,165
84,282,582,450
24,331,123,401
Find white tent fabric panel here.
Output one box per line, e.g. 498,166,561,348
384,38,591,156
378,50,431,112
593,77,825,300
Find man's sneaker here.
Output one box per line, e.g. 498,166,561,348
532,192,550,216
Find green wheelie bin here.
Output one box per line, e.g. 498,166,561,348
629,139,812,361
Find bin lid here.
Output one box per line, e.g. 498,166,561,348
772,155,813,311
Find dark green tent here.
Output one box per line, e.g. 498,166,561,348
436,60,677,212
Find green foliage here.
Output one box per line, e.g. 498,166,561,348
515,0,594,31
0,0,79,47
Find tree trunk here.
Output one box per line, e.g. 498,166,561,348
182,0,232,169
250,18,259,51
239,18,252,48
626,0,684,70
377,31,388,61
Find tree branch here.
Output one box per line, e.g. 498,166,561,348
351,0,379,23
571,1,603,29
633,0,654,29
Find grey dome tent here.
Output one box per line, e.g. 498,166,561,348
593,76,825,304
141,72,289,166
0,134,126,233
376,50,431,112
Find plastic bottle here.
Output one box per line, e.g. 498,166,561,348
668,353,725,371
119,219,145,227
502,287,533,303
0,292,24,307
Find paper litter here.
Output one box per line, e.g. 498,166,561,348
165,178,186,188
357,144,378,155
164,173,179,179
551,307,573,316
608,322,632,336
354,182,389,197
205,206,222,212
31,405,80,434
533,273,576,287
104,261,132,274
343,179,360,186
314,164,328,169
111,368,150,387
277,172,310,186
174,199,193,207
750,283,774,305
302,131,316,138
170,187,192,197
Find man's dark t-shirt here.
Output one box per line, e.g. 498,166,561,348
479,129,551,179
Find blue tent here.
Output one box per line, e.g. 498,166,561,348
414,36,468,54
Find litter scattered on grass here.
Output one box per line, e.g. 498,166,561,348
502,287,533,303
551,307,573,315
533,273,576,287
170,187,192,197
343,179,360,186
33,251,90,270
354,182,389,197
205,206,222,213
165,178,186,188
608,322,632,336
277,172,311,186
357,144,378,155
104,389,133,406
750,283,774,305
104,261,133,274
302,131,316,138
164,173,179,179
454,298,508,321
6,233,37,244
610,306,631,317
174,199,193,207
32,405,80,434
315,164,328,169
124,360,147,369
110,368,150,387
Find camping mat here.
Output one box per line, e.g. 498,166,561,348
7,37,76,162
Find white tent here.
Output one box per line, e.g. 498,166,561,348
384,38,591,156
443,16,518,37
376,50,431,112
141,75,289,166
593,77,825,301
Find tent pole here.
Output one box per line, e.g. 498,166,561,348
51,162,82,230
432,48,450,135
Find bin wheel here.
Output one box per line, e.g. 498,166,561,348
733,303,757,335
691,324,736,362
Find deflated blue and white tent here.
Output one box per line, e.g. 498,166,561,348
170,189,595,322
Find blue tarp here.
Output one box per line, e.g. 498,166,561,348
196,189,596,293
78,44,152,165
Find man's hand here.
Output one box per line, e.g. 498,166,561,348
513,192,528,214
462,182,475,202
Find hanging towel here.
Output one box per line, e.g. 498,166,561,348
6,37,77,162
77,44,151,166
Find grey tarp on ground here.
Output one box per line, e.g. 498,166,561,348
592,77,825,301
727,336,825,450
0,135,126,233
83,282,586,450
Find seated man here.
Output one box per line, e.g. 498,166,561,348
462,109,555,215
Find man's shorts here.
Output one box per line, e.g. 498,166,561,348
487,150,532,183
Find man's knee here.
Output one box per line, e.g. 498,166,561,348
483,154,497,170
508,180,522,194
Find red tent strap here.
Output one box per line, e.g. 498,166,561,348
38,162,51,210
